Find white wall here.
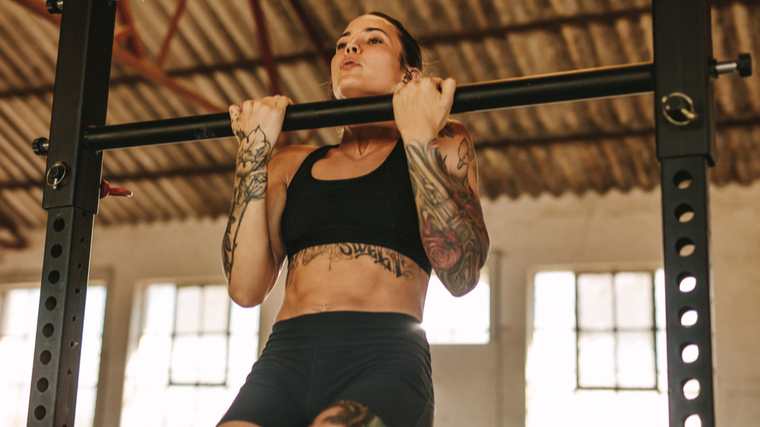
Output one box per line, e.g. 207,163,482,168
1,182,759,426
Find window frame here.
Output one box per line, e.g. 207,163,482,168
572,269,661,392
0,273,111,427
525,263,665,391
121,277,262,427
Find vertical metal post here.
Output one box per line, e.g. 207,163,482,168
28,1,116,426
654,0,717,426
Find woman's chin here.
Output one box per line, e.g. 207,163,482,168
334,82,393,99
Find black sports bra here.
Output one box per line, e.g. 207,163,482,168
280,139,432,275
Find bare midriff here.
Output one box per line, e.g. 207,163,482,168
275,244,430,322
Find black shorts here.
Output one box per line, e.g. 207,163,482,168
218,311,434,427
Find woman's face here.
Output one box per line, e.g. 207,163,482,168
331,15,407,99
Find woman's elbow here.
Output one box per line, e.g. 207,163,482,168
227,279,265,308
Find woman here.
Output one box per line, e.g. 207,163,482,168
219,12,489,427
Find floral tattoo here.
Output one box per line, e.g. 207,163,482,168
405,124,488,295
222,125,272,282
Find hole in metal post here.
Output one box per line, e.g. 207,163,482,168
67,369,72,376
51,244,63,258
683,379,700,400
80,237,85,244
78,263,82,270
679,274,697,293
36,378,49,392
682,344,699,364
42,323,54,338
34,405,46,420
673,170,693,189
45,297,56,311
675,204,695,223
40,351,52,364
676,238,696,257
72,315,77,322
53,218,65,232
681,309,698,327
685,414,702,427
48,270,60,284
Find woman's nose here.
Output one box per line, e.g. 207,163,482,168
345,41,359,54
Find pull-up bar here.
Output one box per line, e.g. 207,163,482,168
29,0,747,426
84,63,653,151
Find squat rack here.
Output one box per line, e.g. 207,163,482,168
26,0,751,426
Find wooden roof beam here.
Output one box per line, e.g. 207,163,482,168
11,0,224,113
155,0,189,69
116,0,146,59
249,0,282,95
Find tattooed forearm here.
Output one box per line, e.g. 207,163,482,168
289,243,415,280
405,135,489,296
222,125,272,281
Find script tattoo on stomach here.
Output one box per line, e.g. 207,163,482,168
289,243,415,280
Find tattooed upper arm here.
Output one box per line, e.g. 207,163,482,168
406,120,490,296
437,121,480,198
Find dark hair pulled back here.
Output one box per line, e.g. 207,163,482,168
367,11,423,74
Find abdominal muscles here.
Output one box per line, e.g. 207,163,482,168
278,243,429,321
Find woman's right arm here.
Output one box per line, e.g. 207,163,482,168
222,96,290,307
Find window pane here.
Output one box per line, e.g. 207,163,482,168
0,285,106,427
122,285,260,427
144,284,176,334
202,285,229,333
533,271,575,330
615,272,653,329
131,335,173,386
1,288,39,335
655,269,666,330
617,332,656,388
176,286,201,334
528,270,667,427
171,335,201,384
230,303,260,335
577,274,614,330
578,331,616,388
198,334,228,384
421,272,490,344
657,330,668,393
526,329,577,393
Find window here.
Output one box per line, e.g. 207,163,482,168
526,269,668,427
422,268,490,344
0,282,107,427
121,283,260,427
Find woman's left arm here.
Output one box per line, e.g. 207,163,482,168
394,78,491,296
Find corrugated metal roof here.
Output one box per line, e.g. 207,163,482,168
0,0,758,243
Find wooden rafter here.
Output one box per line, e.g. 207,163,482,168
10,0,224,113
249,0,282,95
116,0,145,59
249,0,292,147
155,0,189,69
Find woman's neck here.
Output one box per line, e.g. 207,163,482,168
340,122,401,155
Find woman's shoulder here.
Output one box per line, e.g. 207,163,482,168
271,144,319,166
269,144,321,184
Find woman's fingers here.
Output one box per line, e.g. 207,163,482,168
229,104,241,122
440,78,457,108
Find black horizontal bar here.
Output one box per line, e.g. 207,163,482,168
85,62,653,151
